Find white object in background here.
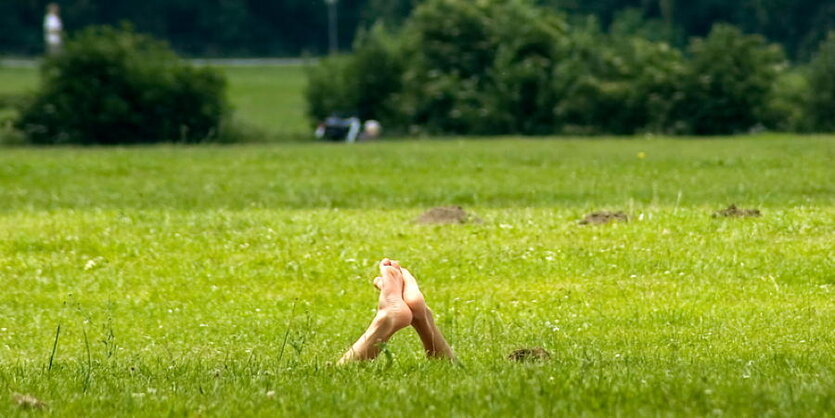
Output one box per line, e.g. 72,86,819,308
44,4,63,54
346,117,361,143
363,120,382,139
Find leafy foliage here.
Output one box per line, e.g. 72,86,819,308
554,20,685,134
309,0,801,136
306,24,403,123
676,24,786,135
395,0,569,135
804,32,835,132
16,26,230,145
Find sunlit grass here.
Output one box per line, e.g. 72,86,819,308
0,137,833,416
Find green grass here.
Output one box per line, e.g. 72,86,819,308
223,65,308,137
1,137,833,416
0,65,309,138
0,67,37,95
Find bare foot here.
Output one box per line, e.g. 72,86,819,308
381,258,428,322
375,260,413,330
337,260,413,364
381,259,456,361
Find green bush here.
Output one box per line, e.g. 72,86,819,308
306,1,808,137
677,24,785,135
396,0,569,135
767,70,810,132
804,32,835,132
306,24,403,125
554,20,685,134
17,26,231,145
307,0,691,136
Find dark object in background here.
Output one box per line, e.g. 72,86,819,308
414,206,481,225
317,115,361,142
712,205,762,218
508,347,551,362
579,211,629,225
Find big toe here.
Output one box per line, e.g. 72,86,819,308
379,264,405,298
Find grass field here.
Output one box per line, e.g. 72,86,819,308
1,136,833,416
0,65,309,138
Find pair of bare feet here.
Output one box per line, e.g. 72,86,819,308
338,259,456,364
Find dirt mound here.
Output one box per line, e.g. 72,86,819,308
579,211,629,225
12,393,47,410
507,347,551,362
414,206,480,225
712,204,761,218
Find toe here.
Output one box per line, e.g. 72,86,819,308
378,264,405,297
401,268,418,287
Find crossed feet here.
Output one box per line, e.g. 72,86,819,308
338,259,456,364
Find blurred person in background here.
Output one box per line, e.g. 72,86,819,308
315,115,360,142
360,120,381,140
314,116,382,143
44,3,63,55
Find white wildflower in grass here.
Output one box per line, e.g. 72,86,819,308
84,259,97,270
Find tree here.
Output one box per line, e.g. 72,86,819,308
17,26,230,144
805,32,835,131
677,24,785,135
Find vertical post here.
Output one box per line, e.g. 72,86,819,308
326,0,339,54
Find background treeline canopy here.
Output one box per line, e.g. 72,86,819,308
0,0,833,58
308,0,835,136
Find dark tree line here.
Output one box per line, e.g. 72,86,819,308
0,0,832,58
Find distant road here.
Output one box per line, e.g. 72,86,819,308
0,57,315,68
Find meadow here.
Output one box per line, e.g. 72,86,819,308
1,65,834,417
0,64,309,139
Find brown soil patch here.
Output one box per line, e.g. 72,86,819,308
507,347,551,362
712,204,761,218
414,206,480,225
579,211,629,225
12,393,47,410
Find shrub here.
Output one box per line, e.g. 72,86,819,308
17,26,230,145
767,70,810,132
554,20,686,134
397,0,569,135
677,24,786,135
306,2,803,136
307,0,688,136
306,24,403,125
804,32,835,132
